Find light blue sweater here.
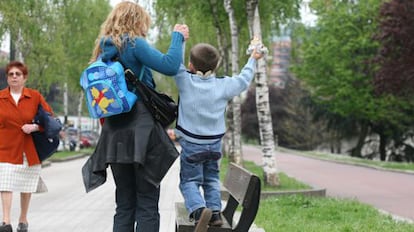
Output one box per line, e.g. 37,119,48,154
174,58,257,144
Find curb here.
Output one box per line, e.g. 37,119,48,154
49,153,90,162
261,188,326,199
41,153,90,168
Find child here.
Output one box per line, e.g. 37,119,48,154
173,40,265,232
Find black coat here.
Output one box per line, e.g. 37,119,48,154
82,102,179,192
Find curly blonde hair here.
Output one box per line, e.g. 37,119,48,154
90,1,151,62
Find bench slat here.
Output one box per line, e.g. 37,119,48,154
223,163,253,206
232,175,261,232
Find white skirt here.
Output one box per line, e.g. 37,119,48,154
0,154,47,193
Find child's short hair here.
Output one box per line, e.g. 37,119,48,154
190,43,220,73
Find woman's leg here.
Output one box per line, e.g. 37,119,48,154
111,164,136,232
19,192,31,223
1,191,12,224
134,164,160,232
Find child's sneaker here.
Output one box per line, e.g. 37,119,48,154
191,207,212,232
209,211,224,226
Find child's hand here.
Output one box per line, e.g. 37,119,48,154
247,36,267,59
251,47,264,60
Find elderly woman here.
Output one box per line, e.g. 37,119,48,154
0,61,52,232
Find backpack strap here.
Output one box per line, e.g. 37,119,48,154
117,59,145,83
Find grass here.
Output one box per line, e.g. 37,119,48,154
220,156,311,191
220,154,414,232
257,195,414,232
47,147,94,160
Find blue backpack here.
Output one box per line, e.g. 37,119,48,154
80,58,137,118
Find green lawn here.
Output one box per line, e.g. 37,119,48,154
220,156,311,191
257,195,414,232
47,148,93,160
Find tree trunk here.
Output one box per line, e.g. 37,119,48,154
350,124,368,157
9,31,15,61
208,0,232,158
75,91,83,151
224,0,242,165
246,0,279,186
379,132,387,161
63,82,69,151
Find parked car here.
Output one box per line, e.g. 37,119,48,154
60,128,100,150
79,130,99,148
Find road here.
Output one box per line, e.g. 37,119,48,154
243,145,414,222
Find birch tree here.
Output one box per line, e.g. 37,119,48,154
153,0,301,174
224,0,242,165
246,0,279,186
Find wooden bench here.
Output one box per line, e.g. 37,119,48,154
175,162,261,232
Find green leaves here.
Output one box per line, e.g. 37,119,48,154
291,0,414,159
292,0,381,120
0,0,111,92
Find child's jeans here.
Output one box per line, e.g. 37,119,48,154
178,139,222,215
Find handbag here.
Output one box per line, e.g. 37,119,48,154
32,104,63,161
124,67,178,128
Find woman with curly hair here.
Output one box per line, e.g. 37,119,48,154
82,2,188,232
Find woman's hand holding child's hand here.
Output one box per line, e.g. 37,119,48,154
174,24,189,41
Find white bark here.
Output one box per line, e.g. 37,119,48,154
208,0,231,158
224,0,243,165
247,0,279,186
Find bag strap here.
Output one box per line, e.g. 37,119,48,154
107,53,145,83
137,66,145,81
122,64,151,104
123,66,145,88
117,59,145,84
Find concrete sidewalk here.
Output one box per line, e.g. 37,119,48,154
3,152,264,232
4,156,183,232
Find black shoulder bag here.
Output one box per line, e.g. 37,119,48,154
32,104,63,161
124,67,177,128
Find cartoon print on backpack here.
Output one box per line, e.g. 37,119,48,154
90,86,115,115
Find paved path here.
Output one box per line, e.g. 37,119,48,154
243,145,414,222
5,156,182,232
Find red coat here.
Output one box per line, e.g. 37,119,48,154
0,87,52,166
